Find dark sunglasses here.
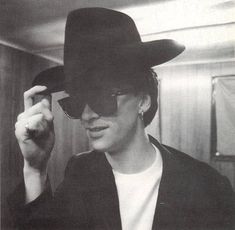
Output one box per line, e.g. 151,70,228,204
57,87,134,119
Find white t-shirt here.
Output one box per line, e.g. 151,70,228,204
113,145,163,230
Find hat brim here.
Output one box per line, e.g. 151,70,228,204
34,39,184,95
116,39,185,67
141,39,185,66
32,66,65,95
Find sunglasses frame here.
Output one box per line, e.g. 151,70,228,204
58,87,135,119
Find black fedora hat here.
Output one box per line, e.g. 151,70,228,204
33,7,185,95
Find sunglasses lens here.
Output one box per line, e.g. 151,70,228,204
58,97,85,119
88,91,117,116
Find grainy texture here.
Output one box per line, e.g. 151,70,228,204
1,43,234,229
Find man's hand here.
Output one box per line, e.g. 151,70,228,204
15,85,55,173
15,86,55,203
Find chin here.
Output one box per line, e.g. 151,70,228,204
89,137,112,152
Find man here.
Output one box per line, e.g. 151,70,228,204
10,7,234,230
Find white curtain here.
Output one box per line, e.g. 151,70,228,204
215,77,235,156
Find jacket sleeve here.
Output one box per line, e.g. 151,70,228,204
7,156,79,230
7,177,54,230
217,175,235,230
189,171,235,230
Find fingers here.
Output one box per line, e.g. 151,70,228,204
16,86,53,141
24,86,47,111
25,114,50,135
15,113,52,140
18,99,53,122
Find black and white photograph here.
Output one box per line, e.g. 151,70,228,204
1,0,235,229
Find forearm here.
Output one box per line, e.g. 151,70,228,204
23,160,48,203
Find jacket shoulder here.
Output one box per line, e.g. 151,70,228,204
164,145,235,227
163,144,234,201
163,144,220,176
64,150,103,177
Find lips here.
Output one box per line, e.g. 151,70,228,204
88,126,108,132
86,126,108,139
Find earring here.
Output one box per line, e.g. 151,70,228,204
139,109,144,121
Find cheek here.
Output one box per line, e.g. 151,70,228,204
91,120,133,152
117,95,140,126
105,98,139,141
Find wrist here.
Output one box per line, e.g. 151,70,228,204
23,159,48,175
23,160,48,187
23,165,47,186
23,160,48,203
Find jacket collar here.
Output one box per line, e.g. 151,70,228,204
149,136,190,229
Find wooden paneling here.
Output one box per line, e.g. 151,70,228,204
157,64,212,162
154,61,235,189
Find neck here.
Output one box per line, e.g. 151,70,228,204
105,122,156,174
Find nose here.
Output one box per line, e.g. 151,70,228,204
81,104,99,121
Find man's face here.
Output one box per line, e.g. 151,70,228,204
81,92,141,153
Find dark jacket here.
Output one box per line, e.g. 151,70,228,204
8,136,235,230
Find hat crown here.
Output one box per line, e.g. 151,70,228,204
65,8,141,48
64,8,143,94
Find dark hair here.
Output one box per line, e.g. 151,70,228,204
131,69,158,127
142,69,158,127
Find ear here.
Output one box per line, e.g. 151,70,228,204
138,93,151,113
